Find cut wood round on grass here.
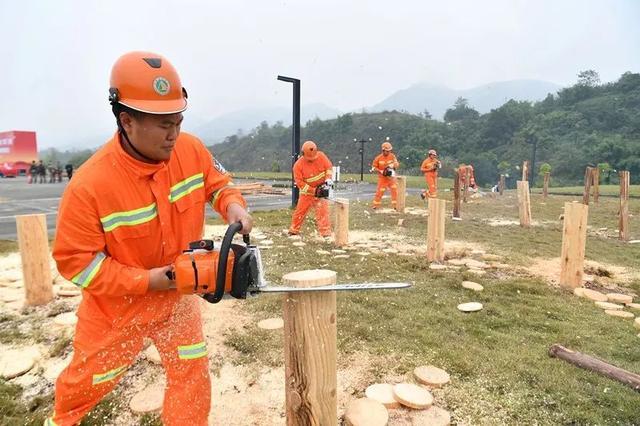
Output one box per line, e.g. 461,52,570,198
413,366,450,388
258,317,284,330
392,383,433,409
635,318,640,330
595,301,623,310
429,264,447,270
604,310,634,319
0,351,35,379
461,281,483,292
457,302,483,312
315,250,331,255
129,384,164,414
573,288,585,297
627,303,640,311
54,312,77,327
292,241,306,247
582,289,608,302
606,293,633,304
365,383,401,409
409,406,452,426
344,398,389,426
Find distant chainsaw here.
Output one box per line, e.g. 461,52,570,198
167,222,411,303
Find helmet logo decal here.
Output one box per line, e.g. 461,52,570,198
153,77,170,96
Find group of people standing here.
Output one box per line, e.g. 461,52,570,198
27,160,73,183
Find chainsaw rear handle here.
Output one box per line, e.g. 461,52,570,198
202,221,244,303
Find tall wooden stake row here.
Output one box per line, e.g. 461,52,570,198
283,269,337,425
543,172,550,199
16,214,54,306
333,198,349,247
592,167,600,204
582,166,594,205
522,161,529,182
499,174,505,196
453,168,461,219
619,171,630,241
427,198,446,263
559,202,589,289
395,175,406,213
463,167,470,203
516,181,532,228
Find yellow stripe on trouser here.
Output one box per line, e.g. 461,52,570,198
92,365,128,385
45,416,58,426
178,341,207,360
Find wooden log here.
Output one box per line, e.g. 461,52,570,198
427,198,446,263
499,174,505,196
559,202,589,289
516,181,531,228
543,172,550,199
333,198,349,247
582,166,594,205
16,214,53,306
549,344,640,392
592,167,600,204
463,167,470,203
522,161,529,182
619,171,630,241
453,169,461,219
396,176,406,213
283,269,337,425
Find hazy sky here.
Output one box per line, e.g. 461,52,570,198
1,0,639,149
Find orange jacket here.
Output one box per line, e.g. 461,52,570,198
372,153,399,175
293,151,333,196
421,157,439,174
53,131,245,326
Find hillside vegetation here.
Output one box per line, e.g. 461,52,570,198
212,71,640,186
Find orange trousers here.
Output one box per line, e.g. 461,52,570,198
372,176,398,208
424,172,437,198
289,195,331,236
47,296,210,426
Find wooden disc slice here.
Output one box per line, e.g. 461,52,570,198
332,249,347,254
446,259,466,266
292,241,306,247
457,302,483,312
413,366,450,388
260,240,274,245
409,406,452,426
429,264,447,270
344,397,389,426
382,248,398,254
583,289,607,302
606,293,633,304
604,310,634,319
468,269,487,276
315,250,331,255
464,259,488,269
144,345,162,364
626,303,640,311
129,384,164,413
356,252,370,256
635,317,640,330
365,383,401,408
0,352,35,379
573,288,585,297
461,281,483,292
0,290,23,303
54,312,77,326
392,383,433,409
334,255,350,259
595,301,623,310
257,317,284,330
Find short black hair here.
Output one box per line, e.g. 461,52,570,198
112,103,147,124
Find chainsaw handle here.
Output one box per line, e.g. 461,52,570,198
210,221,243,303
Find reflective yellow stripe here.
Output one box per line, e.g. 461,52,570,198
100,203,157,232
71,252,106,288
45,417,58,426
92,365,127,385
169,173,205,203
304,171,326,183
178,341,207,360
210,183,234,205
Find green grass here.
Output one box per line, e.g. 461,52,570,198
530,184,640,197
0,240,18,255
222,191,640,424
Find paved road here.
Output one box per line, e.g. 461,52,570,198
0,176,418,240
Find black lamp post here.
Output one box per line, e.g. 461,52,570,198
277,75,301,207
354,138,372,181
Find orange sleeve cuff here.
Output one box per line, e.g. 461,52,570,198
215,189,247,223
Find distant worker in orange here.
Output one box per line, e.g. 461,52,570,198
371,140,400,209
458,163,477,191
45,51,252,426
288,140,333,237
420,149,441,199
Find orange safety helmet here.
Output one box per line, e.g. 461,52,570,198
109,51,188,114
428,149,437,156
381,142,393,151
302,140,318,160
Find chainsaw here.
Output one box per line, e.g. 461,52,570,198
167,222,411,303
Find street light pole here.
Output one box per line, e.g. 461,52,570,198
354,138,372,182
277,75,301,208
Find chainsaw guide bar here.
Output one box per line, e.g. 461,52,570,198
250,282,411,294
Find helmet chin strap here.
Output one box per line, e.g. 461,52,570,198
117,121,158,164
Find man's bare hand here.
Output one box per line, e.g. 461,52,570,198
227,203,253,234
149,265,175,291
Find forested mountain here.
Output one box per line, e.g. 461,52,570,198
211,71,640,186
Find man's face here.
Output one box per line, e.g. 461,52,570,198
382,150,390,156
121,112,183,161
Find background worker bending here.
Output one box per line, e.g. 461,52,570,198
420,149,441,199
371,140,400,209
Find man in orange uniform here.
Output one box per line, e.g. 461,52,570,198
371,141,400,209
420,149,441,199
288,140,333,237
45,52,252,426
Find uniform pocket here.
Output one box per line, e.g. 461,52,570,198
111,222,151,242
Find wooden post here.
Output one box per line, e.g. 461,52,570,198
522,161,529,182
559,202,589,289
619,171,630,241
499,174,505,196
427,199,446,263
543,172,550,199
453,168,461,219
549,344,640,392
16,214,53,306
395,176,406,213
516,181,532,228
582,166,594,205
463,167,470,203
333,198,349,247
592,167,600,204
283,269,337,425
